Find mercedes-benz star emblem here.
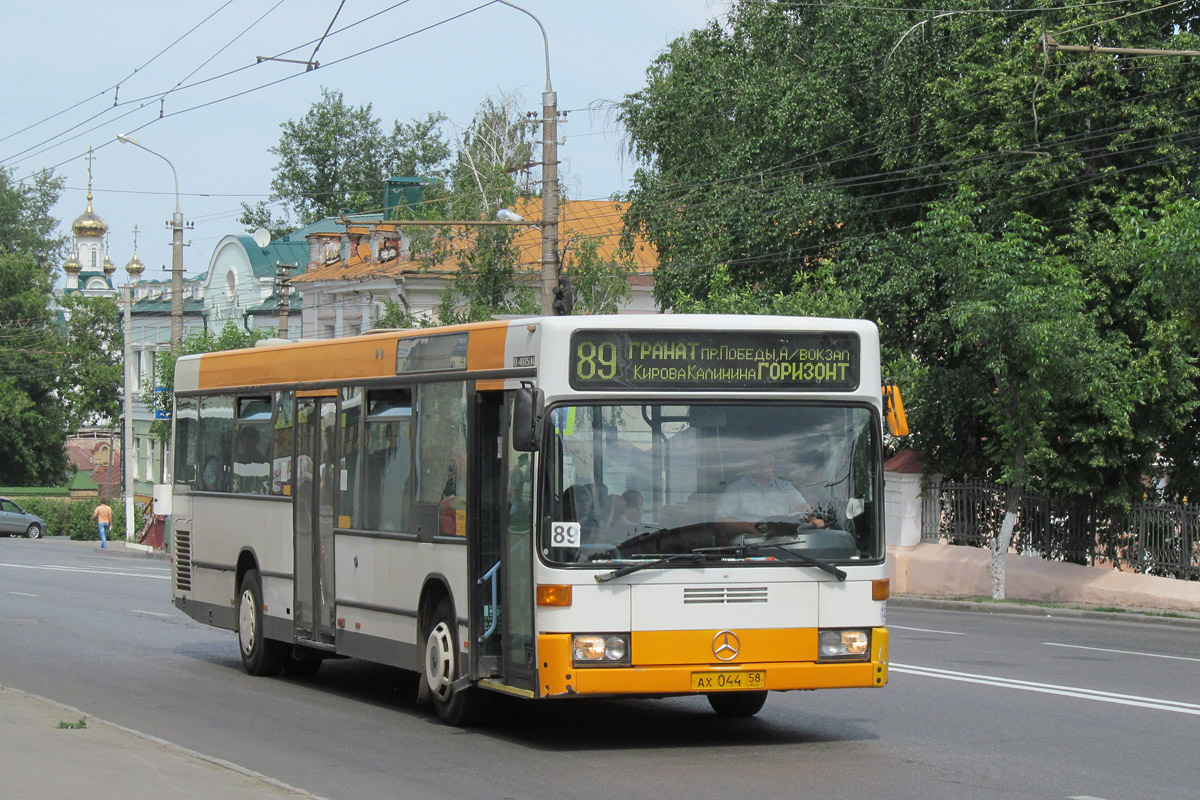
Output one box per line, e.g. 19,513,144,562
712,630,740,661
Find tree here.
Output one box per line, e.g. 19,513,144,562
59,293,122,429
620,0,1200,509
431,94,540,323
915,193,1131,598
0,166,71,486
252,88,453,227
0,252,68,486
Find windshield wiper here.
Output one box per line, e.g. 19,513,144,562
595,551,713,583
694,543,847,581
594,543,847,583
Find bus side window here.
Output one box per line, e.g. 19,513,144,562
416,382,468,538
199,395,234,492
363,388,413,533
174,397,198,486
340,387,363,527
233,396,272,495
272,391,294,496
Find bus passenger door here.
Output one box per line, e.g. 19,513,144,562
472,392,535,691
295,396,337,647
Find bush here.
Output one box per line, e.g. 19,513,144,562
18,497,146,541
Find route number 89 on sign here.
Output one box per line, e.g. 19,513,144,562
551,521,581,549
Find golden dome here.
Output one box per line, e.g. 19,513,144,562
63,253,82,275
72,196,108,239
125,253,146,277
102,253,116,275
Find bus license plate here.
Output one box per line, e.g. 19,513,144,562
690,670,765,691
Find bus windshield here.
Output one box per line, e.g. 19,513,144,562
541,403,881,567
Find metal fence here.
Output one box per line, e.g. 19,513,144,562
921,480,1200,581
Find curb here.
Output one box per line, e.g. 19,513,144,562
890,594,1200,628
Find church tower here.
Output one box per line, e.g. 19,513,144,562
64,148,117,298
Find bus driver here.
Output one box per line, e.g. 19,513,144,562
716,452,825,527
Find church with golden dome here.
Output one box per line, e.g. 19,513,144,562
60,149,119,299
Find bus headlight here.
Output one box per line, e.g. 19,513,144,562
818,629,870,661
572,634,631,665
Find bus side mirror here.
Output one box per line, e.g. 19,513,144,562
513,384,545,452
883,385,909,437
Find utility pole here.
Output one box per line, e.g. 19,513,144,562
122,281,135,541
497,1,561,316
276,262,294,338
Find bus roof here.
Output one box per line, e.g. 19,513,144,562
173,315,879,394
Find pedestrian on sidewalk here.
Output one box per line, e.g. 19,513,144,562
91,500,113,549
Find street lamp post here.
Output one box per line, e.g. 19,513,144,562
117,134,185,351
122,282,135,541
496,0,559,316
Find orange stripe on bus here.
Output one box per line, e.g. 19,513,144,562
193,321,516,391
466,324,507,372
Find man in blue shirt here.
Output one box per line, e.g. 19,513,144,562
716,452,824,527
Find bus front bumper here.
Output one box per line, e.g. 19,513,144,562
536,627,888,698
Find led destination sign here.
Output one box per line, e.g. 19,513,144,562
569,330,860,391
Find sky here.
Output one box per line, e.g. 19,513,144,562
1,0,721,287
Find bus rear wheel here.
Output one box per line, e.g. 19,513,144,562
237,569,286,677
706,690,767,718
423,598,484,726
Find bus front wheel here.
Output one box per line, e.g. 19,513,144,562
423,598,484,726
706,690,767,718
237,569,286,677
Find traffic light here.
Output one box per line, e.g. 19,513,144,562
552,277,574,316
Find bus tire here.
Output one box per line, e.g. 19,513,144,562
706,691,767,718
237,569,285,677
423,598,484,726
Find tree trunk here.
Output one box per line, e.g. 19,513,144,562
991,443,1027,600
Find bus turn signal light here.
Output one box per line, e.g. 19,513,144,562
537,584,573,606
873,578,890,601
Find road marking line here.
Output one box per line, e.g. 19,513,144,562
890,625,966,635
0,563,169,580
1043,642,1200,663
131,609,171,617
1069,796,1111,799
7,591,38,597
892,662,1200,715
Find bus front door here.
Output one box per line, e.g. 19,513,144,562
295,396,337,647
472,392,535,692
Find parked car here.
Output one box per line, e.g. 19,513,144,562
0,497,45,538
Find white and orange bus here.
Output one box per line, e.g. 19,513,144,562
170,314,906,724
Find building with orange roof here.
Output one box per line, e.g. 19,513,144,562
288,195,659,336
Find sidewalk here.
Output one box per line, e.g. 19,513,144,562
888,542,1200,617
0,686,324,800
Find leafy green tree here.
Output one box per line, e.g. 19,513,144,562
0,166,71,486
252,88,453,227
0,252,68,486
431,94,539,323
0,167,65,261
621,0,1200,509
373,298,434,330
59,293,122,429
148,322,271,442
914,193,1134,598
237,201,295,240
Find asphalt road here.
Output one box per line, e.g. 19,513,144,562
2,537,1197,800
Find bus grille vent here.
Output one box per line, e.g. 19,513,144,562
174,530,192,592
683,586,768,604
